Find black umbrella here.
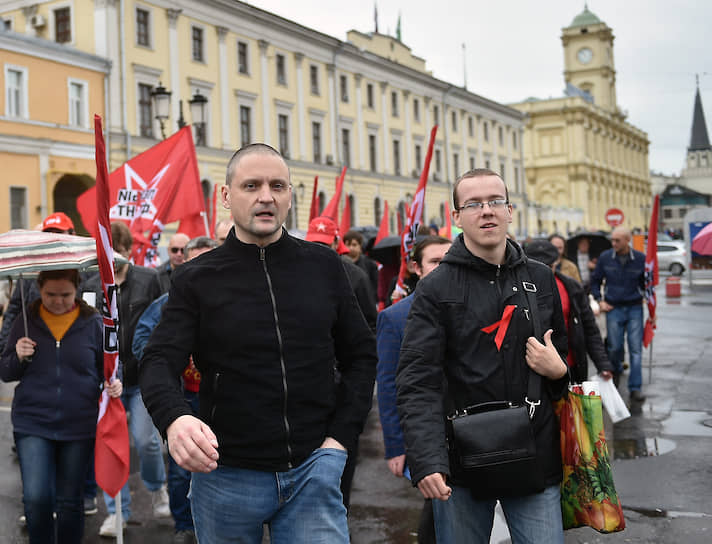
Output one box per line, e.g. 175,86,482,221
566,232,611,261
368,235,401,266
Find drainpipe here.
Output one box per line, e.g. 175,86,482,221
119,0,131,160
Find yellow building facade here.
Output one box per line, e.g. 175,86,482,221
1,0,529,236
0,27,109,233
510,7,651,234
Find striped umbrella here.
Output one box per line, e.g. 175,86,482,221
0,229,99,279
0,229,109,342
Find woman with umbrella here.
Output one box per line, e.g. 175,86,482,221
0,268,122,544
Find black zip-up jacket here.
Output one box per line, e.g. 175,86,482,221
396,236,569,488
84,264,162,387
139,229,377,472
555,272,613,383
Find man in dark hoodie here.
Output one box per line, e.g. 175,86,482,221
396,169,569,544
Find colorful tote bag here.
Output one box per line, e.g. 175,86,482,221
555,386,626,533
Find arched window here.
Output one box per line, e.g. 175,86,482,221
397,200,407,233
439,202,446,226
285,191,298,230
347,194,356,227
318,191,326,214
374,196,382,226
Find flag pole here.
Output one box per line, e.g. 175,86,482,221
648,337,653,385
115,491,124,543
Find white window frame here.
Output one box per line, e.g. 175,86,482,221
237,40,250,75
9,185,29,229
49,2,75,45
191,24,207,63
4,64,29,118
309,64,319,95
275,52,287,86
134,4,154,49
274,99,293,158
67,77,89,128
236,90,257,145
339,74,349,103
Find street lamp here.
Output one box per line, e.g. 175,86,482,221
189,90,208,146
150,82,171,139
150,83,208,141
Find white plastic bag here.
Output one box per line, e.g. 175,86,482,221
590,375,631,423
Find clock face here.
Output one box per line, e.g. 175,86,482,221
577,47,593,64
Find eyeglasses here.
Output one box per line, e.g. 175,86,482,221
457,199,509,212
170,247,185,254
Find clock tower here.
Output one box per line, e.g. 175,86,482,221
561,5,617,112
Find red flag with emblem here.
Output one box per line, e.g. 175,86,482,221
77,126,207,266
643,195,659,347
392,125,438,302
92,115,130,498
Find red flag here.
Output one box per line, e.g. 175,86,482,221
375,201,390,245
643,195,659,347
77,126,206,266
441,200,453,239
393,125,438,301
340,197,352,234
309,176,320,222
92,115,130,498
322,167,347,222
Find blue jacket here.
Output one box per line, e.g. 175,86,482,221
376,295,413,459
0,299,103,441
590,248,646,305
132,293,169,361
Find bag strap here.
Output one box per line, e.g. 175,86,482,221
516,265,543,419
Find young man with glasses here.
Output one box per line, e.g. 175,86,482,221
396,169,569,543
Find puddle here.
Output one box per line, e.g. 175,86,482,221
612,437,676,459
626,505,712,519
662,410,712,437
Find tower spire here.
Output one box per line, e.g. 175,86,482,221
689,79,711,152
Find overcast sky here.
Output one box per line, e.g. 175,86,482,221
249,0,711,176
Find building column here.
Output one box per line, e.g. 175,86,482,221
217,26,230,149
39,152,49,219
355,74,365,170
327,64,337,162
403,90,413,175
424,97,432,134
380,81,390,173
491,120,499,174
258,40,271,145
477,115,485,166
443,102,451,182
294,53,306,161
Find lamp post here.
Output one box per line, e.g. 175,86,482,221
188,90,208,146
150,82,208,141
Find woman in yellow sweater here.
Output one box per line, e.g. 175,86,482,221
0,269,122,544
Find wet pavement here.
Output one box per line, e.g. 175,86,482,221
1,272,711,542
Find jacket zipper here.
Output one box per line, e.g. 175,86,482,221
260,247,293,468
55,339,62,440
210,371,220,423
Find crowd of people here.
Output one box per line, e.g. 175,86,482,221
0,144,652,543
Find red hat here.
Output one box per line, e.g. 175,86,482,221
306,216,338,245
42,212,74,232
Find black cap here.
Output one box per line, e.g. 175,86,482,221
523,239,558,266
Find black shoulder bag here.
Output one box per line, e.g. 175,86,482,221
447,268,547,499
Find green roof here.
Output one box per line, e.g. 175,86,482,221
569,6,602,27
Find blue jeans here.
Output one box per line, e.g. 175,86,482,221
15,433,94,544
168,390,199,531
103,385,166,519
190,448,349,543
606,304,643,392
432,484,564,544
